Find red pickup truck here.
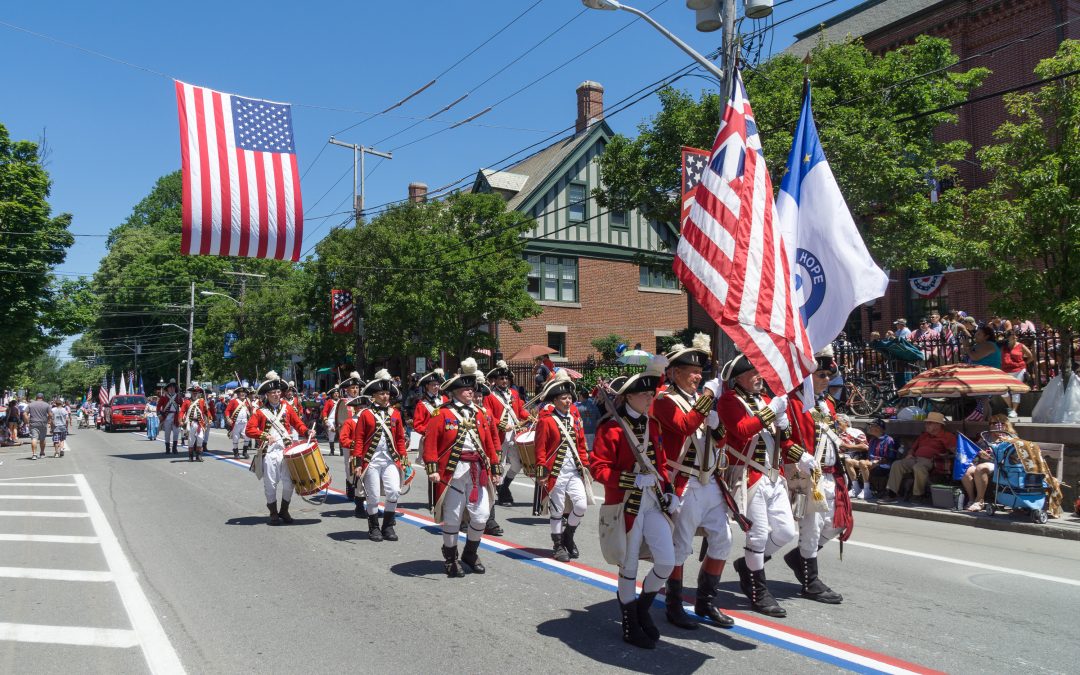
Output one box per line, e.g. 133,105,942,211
103,395,148,433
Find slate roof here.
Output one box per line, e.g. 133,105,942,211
785,0,945,58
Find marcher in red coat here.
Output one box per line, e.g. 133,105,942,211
320,387,342,456
179,386,213,462
412,369,447,437
484,360,532,507
156,380,184,455
351,371,408,542
422,359,501,577
245,372,310,525
533,371,590,563
591,361,678,649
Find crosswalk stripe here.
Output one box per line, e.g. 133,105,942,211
0,534,99,544
0,622,138,648
0,566,113,582
0,483,78,487
0,495,82,500
0,510,89,518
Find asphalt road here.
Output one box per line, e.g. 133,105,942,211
1,425,1078,674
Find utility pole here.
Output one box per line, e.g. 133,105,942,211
720,0,738,99
186,281,194,388
327,138,393,375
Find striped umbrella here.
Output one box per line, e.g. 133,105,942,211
898,364,1031,398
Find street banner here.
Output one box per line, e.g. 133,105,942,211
776,82,888,353
224,331,238,359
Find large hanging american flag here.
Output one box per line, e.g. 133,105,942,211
674,70,814,395
175,81,304,262
331,289,354,334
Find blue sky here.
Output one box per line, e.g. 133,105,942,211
3,0,862,289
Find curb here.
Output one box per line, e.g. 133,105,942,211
851,500,1080,541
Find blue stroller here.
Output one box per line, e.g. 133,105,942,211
984,439,1049,524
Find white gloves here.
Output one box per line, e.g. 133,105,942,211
797,451,817,474
707,410,720,430
634,473,657,489
664,491,681,515
768,395,788,417
703,377,722,396
775,412,790,431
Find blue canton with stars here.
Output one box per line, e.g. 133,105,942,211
231,95,295,153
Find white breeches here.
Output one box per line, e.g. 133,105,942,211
743,475,797,570
441,460,490,543
229,417,249,447
548,469,588,534
621,491,676,578
161,417,180,443
362,454,401,515
672,479,732,564
796,472,841,558
186,422,205,448
263,446,294,503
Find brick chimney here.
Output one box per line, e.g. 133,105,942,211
575,81,604,134
408,182,428,203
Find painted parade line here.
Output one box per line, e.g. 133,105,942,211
204,449,939,675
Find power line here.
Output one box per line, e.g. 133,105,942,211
896,66,1080,123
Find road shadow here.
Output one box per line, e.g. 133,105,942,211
720,578,803,603
321,508,363,519
328,529,377,543
390,558,447,579
225,516,321,526
536,599,727,671
506,516,547,526
109,453,170,460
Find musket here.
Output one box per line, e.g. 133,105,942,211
593,384,672,520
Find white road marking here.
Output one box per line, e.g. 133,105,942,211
0,566,113,582
0,474,75,481
0,482,78,487
74,473,186,673
847,540,1080,587
0,622,138,648
0,533,99,544
0,495,82,500
0,510,89,518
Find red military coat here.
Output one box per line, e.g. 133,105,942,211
224,398,252,429
591,408,671,531
349,406,408,474
338,416,358,453
650,385,722,496
412,394,448,436
179,398,213,428
483,387,529,433
717,388,799,489
156,392,183,424
245,402,308,443
534,406,589,493
321,397,341,423
422,401,500,504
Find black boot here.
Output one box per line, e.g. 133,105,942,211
485,505,504,536
637,591,660,641
563,524,580,559
233,447,239,458
664,578,698,629
346,481,356,501
266,502,280,526
367,514,383,541
442,545,464,578
381,511,398,541
785,549,842,604
354,498,364,518
195,448,204,462
188,448,194,462
242,444,250,459
551,533,570,563
695,568,735,627
278,500,294,524
496,476,515,506
462,539,485,574
620,600,656,649
328,443,335,456
741,561,786,618
733,557,754,600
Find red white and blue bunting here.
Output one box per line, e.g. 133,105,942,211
909,274,945,297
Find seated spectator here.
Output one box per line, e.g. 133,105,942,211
882,412,957,502
865,418,899,475
960,419,1008,512
837,416,870,499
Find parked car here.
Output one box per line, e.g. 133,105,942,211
102,395,148,433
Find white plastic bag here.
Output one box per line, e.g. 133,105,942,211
1032,375,1064,423
1060,375,1080,424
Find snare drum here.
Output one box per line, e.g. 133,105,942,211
514,429,537,477
284,441,332,496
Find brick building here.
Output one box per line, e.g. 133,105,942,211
467,82,688,362
789,0,1080,337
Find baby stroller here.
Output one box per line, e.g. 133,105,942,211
984,439,1049,524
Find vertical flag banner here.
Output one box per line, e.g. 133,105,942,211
224,331,238,359
98,376,109,406
776,83,888,352
680,146,710,226
108,376,117,401
331,289,354,334
675,70,814,395
138,374,145,395
119,373,128,397
174,81,304,262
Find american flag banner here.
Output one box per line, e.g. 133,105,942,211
331,289,354,334
98,376,109,406
174,81,304,262
674,70,815,395
681,146,710,226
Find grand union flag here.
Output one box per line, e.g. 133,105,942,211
674,70,814,395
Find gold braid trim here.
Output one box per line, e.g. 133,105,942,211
756,406,776,427
691,391,715,415
618,472,637,490
425,461,438,474
786,443,808,464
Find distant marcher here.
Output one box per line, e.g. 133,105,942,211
49,399,69,457
27,393,52,460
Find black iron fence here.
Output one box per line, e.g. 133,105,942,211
506,359,645,398
834,330,1078,391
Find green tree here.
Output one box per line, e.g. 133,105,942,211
590,334,628,360
964,40,1080,376
595,36,988,270
0,123,76,391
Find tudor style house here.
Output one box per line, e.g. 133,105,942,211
468,81,689,362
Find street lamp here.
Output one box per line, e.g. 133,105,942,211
200,290,241,306
164,324,194,388
581,0,725,81
162,323,189,333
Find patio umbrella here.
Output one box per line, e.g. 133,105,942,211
898,364,1031,398
510,344,558,361
556,367,583,379
617,349,653,365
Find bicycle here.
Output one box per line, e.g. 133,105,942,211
840,378,882,417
